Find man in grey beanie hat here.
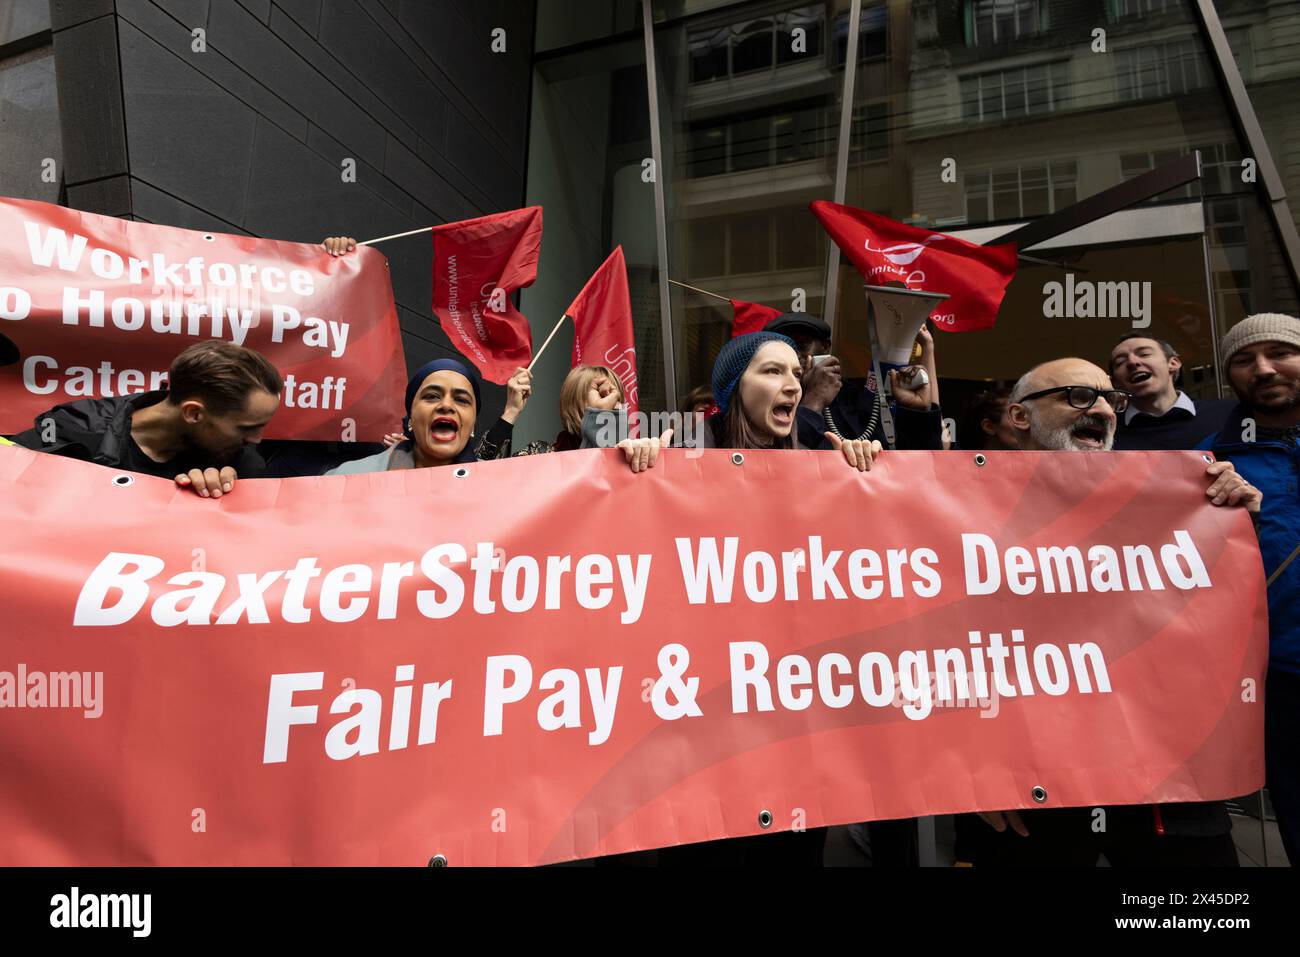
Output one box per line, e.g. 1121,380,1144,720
1199,312,1300,865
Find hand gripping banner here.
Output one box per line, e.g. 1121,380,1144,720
0,445,1267,865
0,196,406,441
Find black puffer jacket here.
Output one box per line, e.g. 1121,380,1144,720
9,390,266,479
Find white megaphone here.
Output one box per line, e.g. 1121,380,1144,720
863,283,951,447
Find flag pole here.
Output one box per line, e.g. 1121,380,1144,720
357,225,434,246
667,277,732,303
527,314,568,373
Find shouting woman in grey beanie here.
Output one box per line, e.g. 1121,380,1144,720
698,332,881,470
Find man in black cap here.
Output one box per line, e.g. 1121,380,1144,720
762,313,944,452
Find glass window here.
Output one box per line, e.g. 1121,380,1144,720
1020,165,1049,217
687,125,727,178
1112,0,1177,19
837,0,1300,397
1051,161,1078,211
1004,68,1027,118
523,38,665,437
688,218,727,277
774,206,820,269
963,161,1077,224
964,62,1066,122
729,212,772,273
970,0,1041,45
731,18,774,75
773,109,821,165
729,115,772,172
851,102,889,163
689,26,729,83
965,169,992,223
655,5,842,399
859,5,888,60
536,0,641,54
775,6,823,65
992,168,1021,220
1050,61,1070,109
981,75,1003,121
1117,39,1214,101
960,76,981,121
1226,26,1254,81
1025,64,1049,115
835,5,888,64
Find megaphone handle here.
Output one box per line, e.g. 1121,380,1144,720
866,299,897,448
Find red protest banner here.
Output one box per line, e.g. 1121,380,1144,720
567,246,638,420
432,207,542,384
730,299,781,339
0,444,1266,865
0,197,405,442
811,200,1018,332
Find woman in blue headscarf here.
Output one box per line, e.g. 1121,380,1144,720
327,358,482,474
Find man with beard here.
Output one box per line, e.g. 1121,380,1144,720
1109,334,1236,450
969,356,1260,867
10,340,281,498
1199,313,1300,865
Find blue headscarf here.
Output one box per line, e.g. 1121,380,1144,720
403,358,481,464
711,331,796,416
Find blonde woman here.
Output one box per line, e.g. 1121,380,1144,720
476,364,629,457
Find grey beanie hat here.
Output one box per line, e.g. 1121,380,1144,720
1221,313,1300,368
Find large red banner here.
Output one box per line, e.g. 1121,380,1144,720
0,197,406,441
0,445,1267,865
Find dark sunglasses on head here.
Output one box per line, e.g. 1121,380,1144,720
1017,385,1132,414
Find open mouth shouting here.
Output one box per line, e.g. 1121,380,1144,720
1126,368,1153,389
430,415,462,444
770,400,796,432
1069,415,1112,450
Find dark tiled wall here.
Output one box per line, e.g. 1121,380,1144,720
51,0,536,420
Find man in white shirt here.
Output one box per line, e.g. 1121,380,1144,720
1109,334,1235,450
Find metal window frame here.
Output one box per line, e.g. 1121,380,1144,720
1190,0,1300,294
819,0,863,335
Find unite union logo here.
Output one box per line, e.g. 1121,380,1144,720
863,234,947,266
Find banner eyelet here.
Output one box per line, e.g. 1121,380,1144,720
731,452,744,466
202,234,215,242
974,453,987,467
757,809,773,829
111,474,135,487
1031,786,1048,803
1202,453,1214,463
428,854,448,867
453,467,470,478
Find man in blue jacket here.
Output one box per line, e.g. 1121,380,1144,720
1199,312,1300,865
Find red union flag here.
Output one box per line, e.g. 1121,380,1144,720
811,201,1018,332
730,299,781,339
567,246,638,419
432,207,542,383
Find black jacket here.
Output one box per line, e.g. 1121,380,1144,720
796,378,945,451
9,390,266,479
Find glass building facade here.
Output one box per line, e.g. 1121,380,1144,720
521,0,1300,442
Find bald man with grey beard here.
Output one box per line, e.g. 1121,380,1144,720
964,356,1263,868
1008,357,1121,451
